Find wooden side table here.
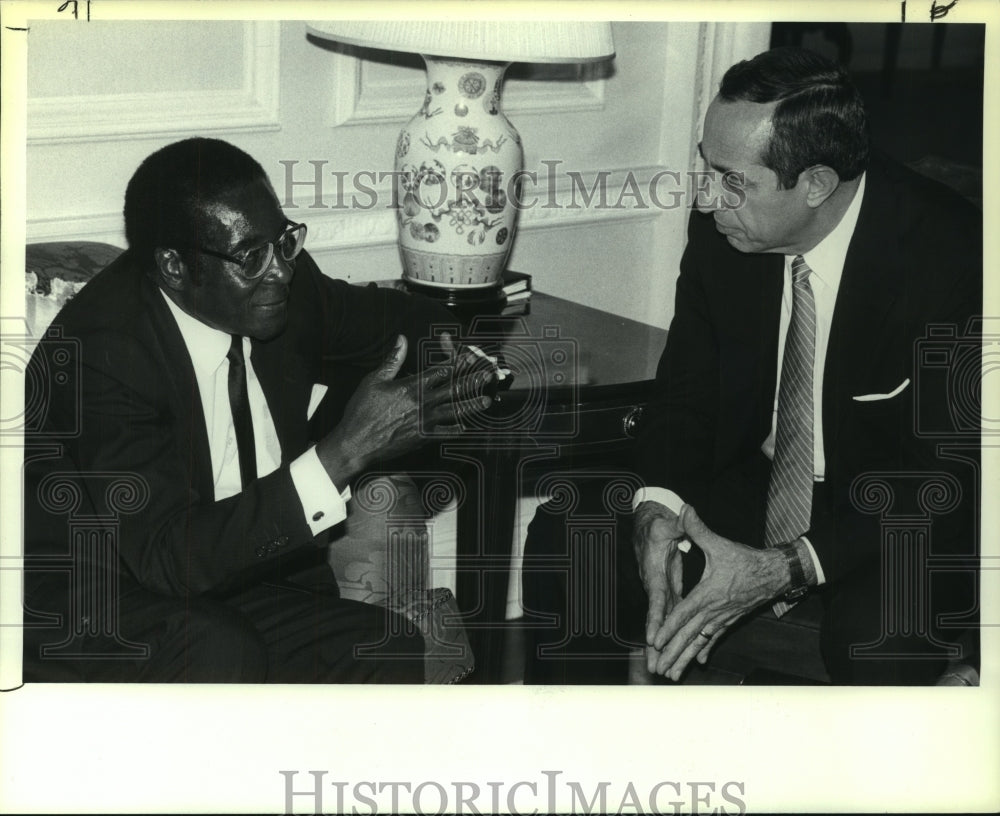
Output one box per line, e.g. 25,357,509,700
439,291,668,684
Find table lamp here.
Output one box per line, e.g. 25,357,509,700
306,21,615,304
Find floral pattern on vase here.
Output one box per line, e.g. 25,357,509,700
484,77,502,115
395,130,410,159
457,71,486,99
398,160,509,250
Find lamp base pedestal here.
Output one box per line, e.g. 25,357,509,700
402,274,506,309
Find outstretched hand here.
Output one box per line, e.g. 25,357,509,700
316,333,495,483
647,505,789,681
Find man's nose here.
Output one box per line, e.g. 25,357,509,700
262,251,295,283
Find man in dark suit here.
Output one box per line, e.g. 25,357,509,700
523,47,981,685
23,137,494,682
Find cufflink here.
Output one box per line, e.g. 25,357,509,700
312,511,324,522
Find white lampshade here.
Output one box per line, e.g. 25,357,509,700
306,20,615,64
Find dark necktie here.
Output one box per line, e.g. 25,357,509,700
227,335,257,489
765,256,816,615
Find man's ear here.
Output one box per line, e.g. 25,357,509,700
800,165,840,209
153,248,188,291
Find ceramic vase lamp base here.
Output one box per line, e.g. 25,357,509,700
395,55,522,300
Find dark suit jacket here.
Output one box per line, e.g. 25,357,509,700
636,154,982,585
25,250,455,599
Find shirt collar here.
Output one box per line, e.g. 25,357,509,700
160,289,233,377
790,171,866,288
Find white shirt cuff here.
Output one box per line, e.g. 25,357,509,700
289,446,350,536
799,536,826,585
633,486,682,514
632,487,691,553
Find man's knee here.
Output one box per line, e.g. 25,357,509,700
819,569,953,685
154,599,268,682
524,500,571,559
521,487,644,684
23,591,268,683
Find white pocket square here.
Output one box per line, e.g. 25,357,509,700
307,384,329,420
852,378,911,402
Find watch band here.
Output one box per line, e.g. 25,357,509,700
776,541,810,602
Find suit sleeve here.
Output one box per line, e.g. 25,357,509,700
288,255,458,457
297,253,457,379
634,212,720,512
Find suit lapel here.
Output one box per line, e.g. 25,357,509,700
138,276,216,494
715,234,783,449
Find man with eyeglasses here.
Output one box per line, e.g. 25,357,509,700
523,48,981,685
23,137,493,683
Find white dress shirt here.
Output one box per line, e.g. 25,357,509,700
634,174,867,585
161,292,348,536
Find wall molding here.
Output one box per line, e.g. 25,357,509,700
27,164,668,252
327,49,607,128
27,21,281,144
25,213,126,247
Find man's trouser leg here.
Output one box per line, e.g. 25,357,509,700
23,565,424,683
521,481,647,684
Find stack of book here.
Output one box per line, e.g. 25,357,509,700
501,270,532,315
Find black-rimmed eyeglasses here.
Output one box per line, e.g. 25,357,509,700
192,220,307,280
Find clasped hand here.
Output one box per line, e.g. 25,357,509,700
316,332,496,483
636,503,788,681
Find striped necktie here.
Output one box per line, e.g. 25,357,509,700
227,335,257,490
765,255,815,616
